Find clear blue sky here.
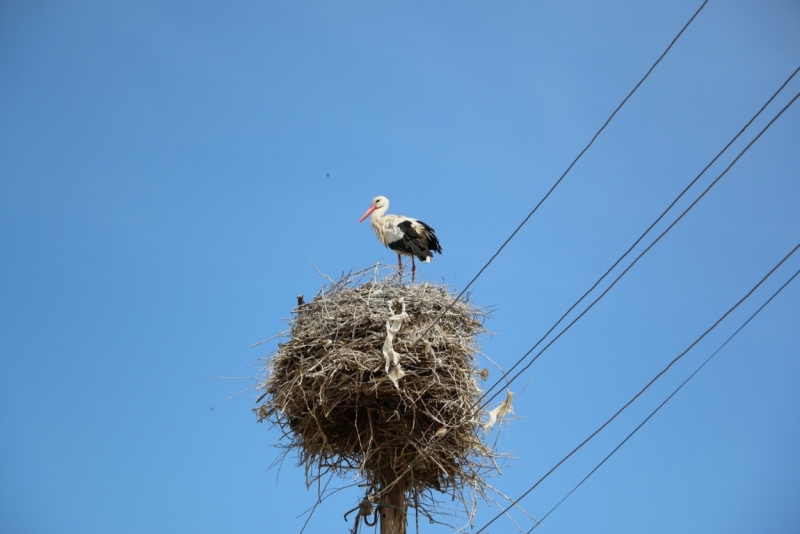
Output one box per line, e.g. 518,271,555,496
1,1,799,533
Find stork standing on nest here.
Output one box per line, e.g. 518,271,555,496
358,196,442,283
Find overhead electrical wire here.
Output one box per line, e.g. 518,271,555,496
473,242,800,534
413,0,710,343
478,88,800,409
476,66,800,406
526,265,800,532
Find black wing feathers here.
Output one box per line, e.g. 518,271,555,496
388,220,442,261
417,220,442,254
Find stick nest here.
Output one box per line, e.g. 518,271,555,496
254,265,498,518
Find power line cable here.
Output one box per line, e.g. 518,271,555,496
414,0,710,343
527,265,800,532
474,242,800,534
477,65,800,407
478,89,800,409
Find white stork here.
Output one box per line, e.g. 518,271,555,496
358,196,442,283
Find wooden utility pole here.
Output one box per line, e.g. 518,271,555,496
379,459,407,534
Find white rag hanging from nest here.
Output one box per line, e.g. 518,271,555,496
382,298,408,389
483,390,514,431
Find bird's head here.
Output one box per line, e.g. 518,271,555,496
358,196,389,223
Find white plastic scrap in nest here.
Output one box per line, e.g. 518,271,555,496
382,297,408,389
483,390,514,431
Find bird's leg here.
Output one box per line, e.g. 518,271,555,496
397,253,403,283
411,256,416,283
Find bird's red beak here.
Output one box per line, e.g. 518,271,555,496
358,205,376,224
